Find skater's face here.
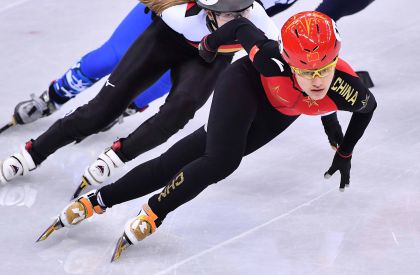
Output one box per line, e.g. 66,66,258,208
207,6,252,27
292,58,338,100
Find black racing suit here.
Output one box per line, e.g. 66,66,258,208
28,16,232,164
98,19,377,223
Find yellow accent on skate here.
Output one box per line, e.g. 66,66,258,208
0,116,17,134
11,116,17,126
36,218,64,242
110,234,131,262
71,176,90,199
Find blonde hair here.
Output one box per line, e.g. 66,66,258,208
140,0,194,15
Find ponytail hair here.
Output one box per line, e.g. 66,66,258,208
139,0,194,14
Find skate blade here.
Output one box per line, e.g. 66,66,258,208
110,234,132,262
36,217,64,242
71,176,90,200
0,117,17,134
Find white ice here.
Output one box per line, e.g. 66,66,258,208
0,0,419,274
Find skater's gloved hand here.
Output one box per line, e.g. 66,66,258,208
321,112,343,150
324,149,352,191
198,35,218,63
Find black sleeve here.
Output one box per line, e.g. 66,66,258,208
329,70,378,153
264,2,299,17
329,70,376,114
206,17,287,77
339,105,376,154
205,17,266,50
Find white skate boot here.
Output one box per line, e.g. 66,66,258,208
13,89,58,125
71,145,124,199
111,204,159,262
0,145,36,184
37,189,106,242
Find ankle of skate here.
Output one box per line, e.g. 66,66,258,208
83,148,124,186
60,190,105,227
0,145,36,184
124,204,159,244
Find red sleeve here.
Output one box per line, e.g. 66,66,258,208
336,58,358,78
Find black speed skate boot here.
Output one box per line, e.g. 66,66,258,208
37,190,106,242
111,204,159,262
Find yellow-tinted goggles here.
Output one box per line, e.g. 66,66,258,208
291,58,338,79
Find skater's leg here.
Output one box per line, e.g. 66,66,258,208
29,18,180,165
117,54,232,161
99,126,208,206
146,58,298,220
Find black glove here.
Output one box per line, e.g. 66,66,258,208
324,150,352,191
198,35,218,63
321,113,344,150
355,71,374,88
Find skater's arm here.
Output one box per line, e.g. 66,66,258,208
204,18,284,76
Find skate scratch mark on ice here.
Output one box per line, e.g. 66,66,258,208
0,0,31,14
391,232,399,245
154,188,336,275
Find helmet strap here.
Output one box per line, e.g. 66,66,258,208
205,11,219,32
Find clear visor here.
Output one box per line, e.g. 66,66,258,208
213,5,253,21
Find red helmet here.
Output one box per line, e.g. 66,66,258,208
279,11,341,70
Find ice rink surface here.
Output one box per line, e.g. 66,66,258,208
0,0,419,274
